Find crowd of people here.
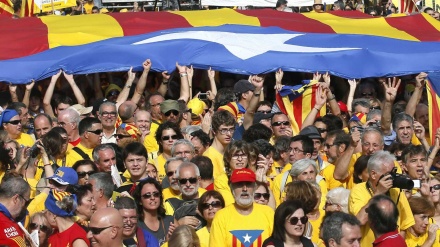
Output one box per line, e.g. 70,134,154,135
0,55,438,247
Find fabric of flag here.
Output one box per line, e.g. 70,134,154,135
1,9,440,61
275,80,326,135
230,230,264,247
0,0,14,16
392,0,418,13
426,79,440,144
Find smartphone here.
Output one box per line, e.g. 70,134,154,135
413,180,421,188
198,93,208,100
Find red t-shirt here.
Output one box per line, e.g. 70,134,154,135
69,138,81,147
373,230,407,247
0,208,26,247
48,222,90,247
205,183,214,191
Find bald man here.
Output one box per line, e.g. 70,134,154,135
88,207,124,247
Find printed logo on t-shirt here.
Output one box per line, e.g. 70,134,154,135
230,230,264,247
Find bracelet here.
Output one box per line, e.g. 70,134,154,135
254,91,261,97
180,73,188,77
44,164,51,167
327,94,336,102
162,81,168,85
126,85,131,88
314,107,320,111
428,157,435,160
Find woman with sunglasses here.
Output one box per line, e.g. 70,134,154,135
196,190,225,247
72,160,98,185
154,121,184,182
428,174,440,223
133,177,175,246
28,212,52,247
254,181,271,206
263,200,313,247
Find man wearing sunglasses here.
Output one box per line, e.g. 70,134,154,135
271,112,293,141
87,207,124,247
72,117,103,160
160,100,181,124
210,168,274,247
0,175,31,247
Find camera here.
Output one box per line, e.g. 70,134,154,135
27,143,40,158
380,167,414,190
350,126,364,135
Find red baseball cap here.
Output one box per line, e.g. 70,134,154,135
230,168,256,183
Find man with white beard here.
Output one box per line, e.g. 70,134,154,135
164,162,206,229
210,168,274,247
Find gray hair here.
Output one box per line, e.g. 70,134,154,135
289,159,317,178
321,212,361,247
0,175,30,199
392,112,414,131
362,127,384,146
171,139,195,156
351,98,370,112
181,125,202,135
92,144,115,163
99,101,117,115
367,150,396,174
176,161,200,178
89,172,114,199
59,108,80,125
326,188,350,213
367,109,381,121
164,157,186,172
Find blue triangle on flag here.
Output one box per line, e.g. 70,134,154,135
230,230,264,247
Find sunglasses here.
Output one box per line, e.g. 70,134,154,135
87,129,103,135
361,92,374,97
29,223,50,233
272,121,290,127
254,193,270,200
89,226,113,235
431,184,440,192
316,128,327,134
288,216,308,225
166,170,177,177
178,177,198,184
141,191,160,199
257,110,271,114
77,171,95,178
114,134,132,139
162,135,178,141
18,194,33,207
4,120,21,125
201,201,222,210
164,110,179,117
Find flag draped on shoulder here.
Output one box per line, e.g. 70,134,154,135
275,80,326,135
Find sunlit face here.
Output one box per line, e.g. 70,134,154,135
311,138,322,160
329,223,362,247
167,160,182,191
254,185,269,205
87,123,103,148
296,165,316,183
201,197,223,223
3,115,22,138
178,166,200,198
76,164,95,185
284,209,306,238
19,107,30,126
160,129,178,154
403,153,427,180
76,191,96,220
361,132,384,156
124,153,147,180
56,103,70,116
324,136,338,163
97,148,116,172
29,215,51,246
140,183,161,211
396,120,413,145
272,114,292,138
99,104,117,128
191,137,207,157
119,208,138,238
214,124,234,146
232,182,255,207
430,179,440,203
34,116,52,139
229,151,249,170
57,113,75,140
135,111,151,133
146,164,158,179
289,141,309,164
173,143,194,160
149,95,164,121
415,105,429,130
412,214,430,236
353,105,369,114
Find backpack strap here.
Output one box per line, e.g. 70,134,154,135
279,171,290,200
165,198,183,211
72,147,91,160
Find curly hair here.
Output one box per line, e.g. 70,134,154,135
155,121,184,153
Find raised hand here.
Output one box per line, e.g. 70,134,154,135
142,59,152,71
382,77,401,102
176,62,187,73
415,72,428,89
207,67,215,79
321,72,331,90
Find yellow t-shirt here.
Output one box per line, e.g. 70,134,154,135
320,164,345,190
163,188,207,216
34,150,82,181
203,146,225,179
214,173,234,207
209,203,274,247
16,133,34,147
83,1,94,14
27,192,48,216
162,187,180,201
73,143,93,160
152,153,167,183
309,208,325,246
144,121,159,160
404,225,440,247
196,226,210,247
348,182,415,247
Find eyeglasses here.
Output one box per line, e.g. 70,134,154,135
87,129,103,135
288,216,308,225
77,171,95,179
370,106,381,110
254,193,270,200
101,111,117,117
272,121,290,127
324,143,337,149
29,223,50,233
218,128,235,135
18,194,33,207
257,110,271,114
164,110,179,117
114,134,132,139
166,170,177,177
231,153,248,160
162,135,178,141
178,177,198,184
317,128,327,134
89,226,113,235
431,184,440,192
288,147,304,154
141,191,160,199
201,201,222,210
4,120,21,125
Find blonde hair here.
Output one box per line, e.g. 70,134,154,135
168,225,200,247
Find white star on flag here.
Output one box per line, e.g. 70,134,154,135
243,233,252,243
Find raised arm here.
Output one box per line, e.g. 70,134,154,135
381,77,401,136
22,82,35,108
322,72,341,116
187,65,194,98
131,59,152,105
93,73,104,99
207,67,218,97
115,68,136,110
177,62,190,103
301,84,327,130
43,70,62,118
346,79,358,115
63,72,86,106
333,129,361,181
405,72,427,117
243,75,264,130
158,71,169,97
9,84,19,103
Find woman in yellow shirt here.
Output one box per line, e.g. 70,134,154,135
196,190,225,247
